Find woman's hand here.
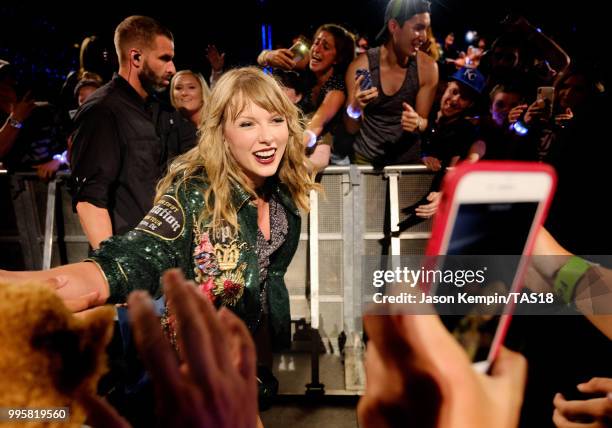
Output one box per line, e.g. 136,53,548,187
34,158,61,180
261,49,295,70
422,156,441,171
11,90,37,123
507,104,528,124
415,191,441,218
206,44,225,73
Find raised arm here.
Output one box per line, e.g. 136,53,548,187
304,89,345,171
0,92,36,159
531,227,612,339
1,185,196,312
344,54,378,135
257,48,298,70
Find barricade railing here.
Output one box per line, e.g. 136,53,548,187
1,165,437,394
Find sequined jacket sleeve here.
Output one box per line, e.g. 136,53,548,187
87,180,205,302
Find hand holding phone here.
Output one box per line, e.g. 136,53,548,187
355,68,373,91
537,86,555,120
426,161,557,372
289,39,310,64
359,313,527,428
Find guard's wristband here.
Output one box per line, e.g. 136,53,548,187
553,256,591,304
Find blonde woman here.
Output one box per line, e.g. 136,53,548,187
1,67,316,358
170,69,210,127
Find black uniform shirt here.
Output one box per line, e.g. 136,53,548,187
70,74,164,235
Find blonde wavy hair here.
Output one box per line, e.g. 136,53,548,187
170,70,211,126
156,67,316,234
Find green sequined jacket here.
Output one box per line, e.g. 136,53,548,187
88,176,301,349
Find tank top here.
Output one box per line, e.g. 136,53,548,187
353,47,421,166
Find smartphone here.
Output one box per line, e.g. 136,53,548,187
426,161,556,372
355,68,373,91
289,39,310,63
537,86,555,120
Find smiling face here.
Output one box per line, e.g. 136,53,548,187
391,12,430,58
223,100,288,189
440,81,475,118
172,73,203,115
309,30,337,74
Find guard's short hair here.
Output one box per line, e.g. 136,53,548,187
114,15,173,64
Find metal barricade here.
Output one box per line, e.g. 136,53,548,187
285,165,435,394
0,171,89,270
2,166,436,394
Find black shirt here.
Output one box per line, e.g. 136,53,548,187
70,74,183,235
421,116,477,166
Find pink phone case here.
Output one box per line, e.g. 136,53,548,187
425,161,557,363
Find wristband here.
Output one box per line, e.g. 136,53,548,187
510,120,529,136
416,115,423,132
305,130,318,148
346,104,362,120
53,150,69,166
553,256,591,304
258,50,270,66
8,116,23,129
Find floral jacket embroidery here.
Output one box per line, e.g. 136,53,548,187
88,176,301,349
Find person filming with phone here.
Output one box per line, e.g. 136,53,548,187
257,24,356,171
345,0,438,167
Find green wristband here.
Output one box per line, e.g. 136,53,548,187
553,256,591,304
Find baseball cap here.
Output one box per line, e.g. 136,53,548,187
375,0,431,42
449,67,486,96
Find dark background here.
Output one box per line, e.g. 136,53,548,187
0,0,605,100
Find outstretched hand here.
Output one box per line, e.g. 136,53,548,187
206,45,225,72
79,269,258,428
415,191,441,218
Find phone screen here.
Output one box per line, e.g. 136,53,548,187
537,86,555,120
439,201,539,363
355,68,372,91
447,202,538,255
290,41,309,63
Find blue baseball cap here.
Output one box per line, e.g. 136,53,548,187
449,67,486,96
